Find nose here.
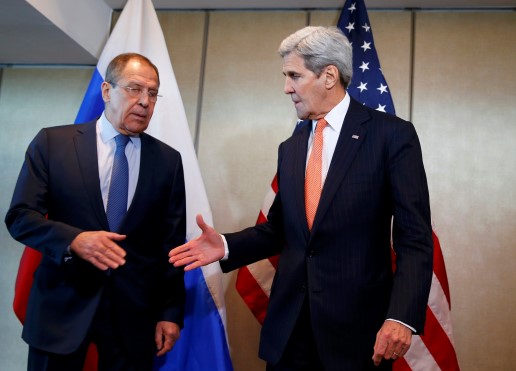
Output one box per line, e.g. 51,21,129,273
284,78,294,94
138,92,150,107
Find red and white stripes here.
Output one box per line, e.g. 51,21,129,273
235,178,460,370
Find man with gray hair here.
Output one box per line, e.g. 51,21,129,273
6,53,187,371
169,26,433,371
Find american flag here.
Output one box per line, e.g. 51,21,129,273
339,0,396,114
235,1,460,370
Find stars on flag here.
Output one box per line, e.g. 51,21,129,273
359,61,369,72
377,83,388,94
337,0,396,115
376,104,387,112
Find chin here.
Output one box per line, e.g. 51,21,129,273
295,110,307,120
123,123,149,135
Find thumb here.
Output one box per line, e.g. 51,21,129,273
196,214,208,232
106,232,127,241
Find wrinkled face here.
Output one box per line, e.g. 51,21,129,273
282,53,327,120
101,58,159,135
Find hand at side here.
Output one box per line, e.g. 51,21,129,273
372,320,412,366
155,321,180,356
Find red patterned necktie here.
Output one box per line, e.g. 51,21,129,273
305,118,328,230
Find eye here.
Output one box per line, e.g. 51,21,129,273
128,86,143,94
148,90,158,98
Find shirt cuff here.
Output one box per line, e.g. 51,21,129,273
64,245,73,263
220,234,229,260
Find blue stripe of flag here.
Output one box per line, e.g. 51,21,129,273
75,68,105,124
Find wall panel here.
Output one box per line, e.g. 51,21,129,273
412,12,516,371
158,11,206,139
198,11,307,233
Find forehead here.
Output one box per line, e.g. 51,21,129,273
282,53,310,74
119,59,159,86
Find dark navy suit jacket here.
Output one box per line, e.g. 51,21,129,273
221,97,433,370
5,120,186,356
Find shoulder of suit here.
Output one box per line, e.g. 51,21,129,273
282,119,310,144
40,120,96,133
139,132,181,157
347,98,414,134
34,120,96,141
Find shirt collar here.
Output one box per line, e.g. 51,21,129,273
311,93,351,134
98,112,140,148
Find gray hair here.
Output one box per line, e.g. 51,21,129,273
106,52,160,87
278,26,353,88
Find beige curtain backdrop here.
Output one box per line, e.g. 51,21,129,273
0,9,515,371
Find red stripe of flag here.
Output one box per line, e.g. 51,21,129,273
13,247,42,323
235,268,269,325
432,231,451,308
393,357,412,371
421,307,460,370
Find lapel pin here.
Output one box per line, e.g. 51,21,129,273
352,135,359,139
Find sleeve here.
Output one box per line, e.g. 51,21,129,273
5,128,83,265
386,119,434,334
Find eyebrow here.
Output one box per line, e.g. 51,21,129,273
125,81,159,89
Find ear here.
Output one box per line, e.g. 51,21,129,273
324,65,339,89
101,81,111,103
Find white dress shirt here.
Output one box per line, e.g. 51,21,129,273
305,93,350,184
97,113,141,211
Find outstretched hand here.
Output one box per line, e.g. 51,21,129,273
168,214,225,271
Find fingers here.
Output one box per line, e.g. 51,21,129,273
372,321,412,366
102,234,127,260
70,231,127,270
91,234,127,269
155,322,180,356
168,242,191,264
168,252,195,266
92,244,125,270
168,247,203,271
156,336,174,357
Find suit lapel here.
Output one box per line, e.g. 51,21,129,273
291,121,312,236
123,133,153,231
74,121,109,230
310,98,370,234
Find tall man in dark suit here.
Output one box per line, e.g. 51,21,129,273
169,26,433,370
5,53,186,371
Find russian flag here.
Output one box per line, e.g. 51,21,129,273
73,0,232,369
